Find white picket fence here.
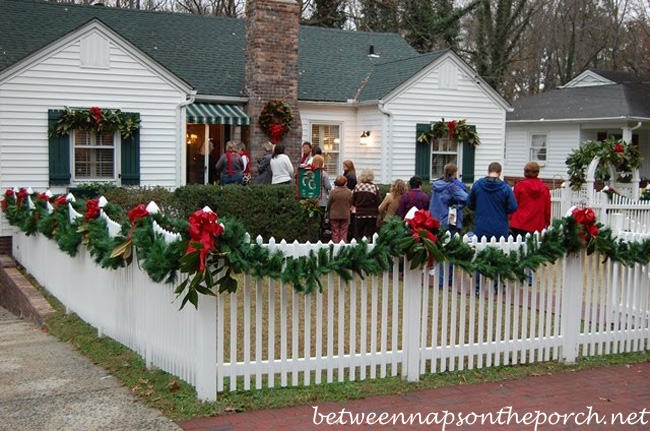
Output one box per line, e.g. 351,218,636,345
551,182,650,229
12,218,650,401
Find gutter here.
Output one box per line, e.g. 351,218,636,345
378,100,393,184
177,90,197,186
507,116,650,124
194,95,249,104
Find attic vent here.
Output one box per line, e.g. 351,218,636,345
368,45,380,58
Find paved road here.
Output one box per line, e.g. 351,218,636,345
0,306,181,431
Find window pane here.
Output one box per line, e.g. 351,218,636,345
311,123,340,179
431,138,458,179
74,131,115,180
530,134,547,161
431,154,457,180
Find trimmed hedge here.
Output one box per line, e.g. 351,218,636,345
69,181,473,242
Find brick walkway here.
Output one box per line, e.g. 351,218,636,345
179,362,650,430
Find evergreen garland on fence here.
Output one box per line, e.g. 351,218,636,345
3,188,650,309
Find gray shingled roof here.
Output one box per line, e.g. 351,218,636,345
359,50,447,101
508,70,650,122
0,0,422,102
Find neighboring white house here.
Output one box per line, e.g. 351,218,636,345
505,69,650,186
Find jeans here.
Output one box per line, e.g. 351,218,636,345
220,173,243,186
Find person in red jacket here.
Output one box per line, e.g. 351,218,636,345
510,161,551,238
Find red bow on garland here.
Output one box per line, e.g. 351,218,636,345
407,209,441,266
447,120,457,141
89,106,102,128
84,199,100,222
571,207,599,243
186,209,224,272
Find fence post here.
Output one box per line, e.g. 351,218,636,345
560,252,585,364
608,213,625,327
561,182,572,216
195,293,217,401
402,259,423,381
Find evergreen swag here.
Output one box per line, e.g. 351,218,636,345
417,118,481,147
566,137,642,190
5,187,650,310
258,99,293,144
49,106,141,138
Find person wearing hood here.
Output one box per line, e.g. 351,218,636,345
429,163,468,288
510,161,551,238
467,162,517,240
468,162,517,295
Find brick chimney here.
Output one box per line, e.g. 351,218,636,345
245,0,302,162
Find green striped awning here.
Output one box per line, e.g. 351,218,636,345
186,103,250,126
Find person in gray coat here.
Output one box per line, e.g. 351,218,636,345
255,141,274,184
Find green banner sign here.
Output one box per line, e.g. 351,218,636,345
297,168,322,199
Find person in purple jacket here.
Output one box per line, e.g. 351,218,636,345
397,175,430,219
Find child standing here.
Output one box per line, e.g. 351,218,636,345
327,175,353,243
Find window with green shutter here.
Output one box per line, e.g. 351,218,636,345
415,123,431,182
48,110,71,186
48,109,140,186
120,113,140,186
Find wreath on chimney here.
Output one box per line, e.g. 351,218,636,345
258,99,293,144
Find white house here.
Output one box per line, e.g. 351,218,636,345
0,0,510,237
505,69,650,186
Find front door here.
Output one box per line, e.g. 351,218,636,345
186,124,230,184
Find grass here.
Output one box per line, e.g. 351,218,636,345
26,268,650,423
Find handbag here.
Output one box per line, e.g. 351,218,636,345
242,173,252,185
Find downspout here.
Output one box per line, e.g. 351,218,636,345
378,100,393,183
177,90,197,186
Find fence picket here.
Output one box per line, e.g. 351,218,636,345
13,203,650,401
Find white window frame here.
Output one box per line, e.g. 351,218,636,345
310,122,341,179
430,137,459,180
529,133,547,163
72,130,119,183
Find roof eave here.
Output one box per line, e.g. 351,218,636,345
506,116,650,123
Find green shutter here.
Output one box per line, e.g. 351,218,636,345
48,109,71,186
121,113,140,186
461,125,476,183
415,123,431,182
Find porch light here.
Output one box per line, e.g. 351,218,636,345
360,131,371,145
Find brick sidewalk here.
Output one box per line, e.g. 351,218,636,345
179,362,650,430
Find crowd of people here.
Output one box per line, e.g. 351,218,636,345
214,141,552,294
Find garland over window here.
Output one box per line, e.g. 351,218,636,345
258,99,293,144
566,137,642,190
49,106,141,138
417,118,480,147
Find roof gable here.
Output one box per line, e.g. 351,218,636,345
0,0,466,103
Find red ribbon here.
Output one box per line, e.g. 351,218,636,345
447,120,457,141
36,192,50,202
84,199,100,222
269,123,285,144
572,207,598,243
407,210,441,266
186,209,224,272
90,106,102,128
614,143,624,153
53,195,68,206
16,188,28,208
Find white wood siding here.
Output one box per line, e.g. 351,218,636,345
504,123,579,183
0,31,186,192
382,57,507,184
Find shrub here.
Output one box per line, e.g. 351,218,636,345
172,184,315,242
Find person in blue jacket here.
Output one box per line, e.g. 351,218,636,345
468,162,517,294
429,163,468,288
